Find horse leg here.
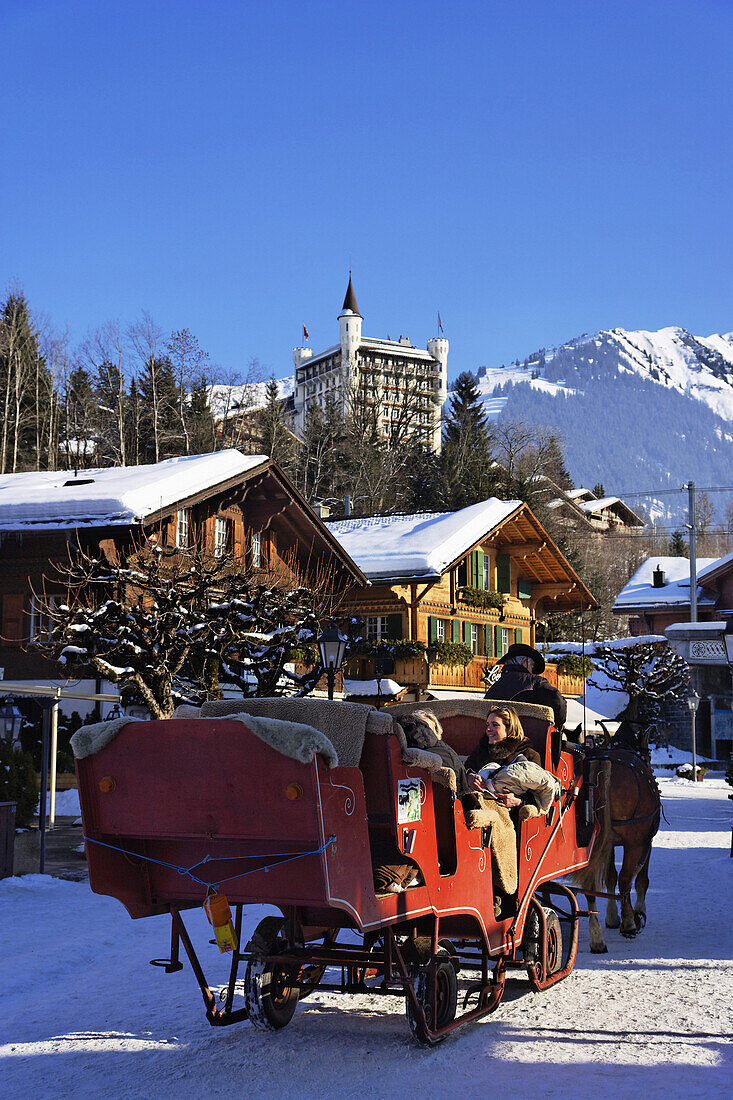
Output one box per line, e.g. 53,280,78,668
605,848,620,929
585,892,608,954
634,847,651,930
618,842,645,938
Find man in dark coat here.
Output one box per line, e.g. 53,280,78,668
484,642,567,729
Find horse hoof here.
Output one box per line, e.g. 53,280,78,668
620,928,637,939
590,944,609,954
605,916,620,929
634,913,646,930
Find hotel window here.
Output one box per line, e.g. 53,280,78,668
471,623,479,654
251,531,262,568
436,619,445,641
176,508,190,548
501,627,511,656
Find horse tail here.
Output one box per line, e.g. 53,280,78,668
572,759,613,894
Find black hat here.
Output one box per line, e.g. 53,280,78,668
497,643,546,674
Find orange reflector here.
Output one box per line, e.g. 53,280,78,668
285,783,303,801
99,776,116,793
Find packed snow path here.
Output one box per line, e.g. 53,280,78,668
2,778,731,1099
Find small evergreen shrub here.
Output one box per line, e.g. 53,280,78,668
554,654,594,678
0,741,38,829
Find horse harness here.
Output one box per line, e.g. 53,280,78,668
585,747,661,829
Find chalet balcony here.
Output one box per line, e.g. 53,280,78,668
344,655,585,699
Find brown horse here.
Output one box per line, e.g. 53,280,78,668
572,729,661,953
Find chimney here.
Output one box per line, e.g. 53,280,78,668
344,493,352,517
652,565,666,588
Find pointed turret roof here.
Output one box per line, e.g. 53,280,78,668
341,276,361,317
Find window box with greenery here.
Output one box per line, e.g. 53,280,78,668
457,587,506,612
427,639,474,667
348,637,427,660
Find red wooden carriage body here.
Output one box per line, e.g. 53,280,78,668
76,700,603,1044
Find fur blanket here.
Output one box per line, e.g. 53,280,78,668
200,697,373,767
226,713,338,768
464,800,518,894
70,717,141,759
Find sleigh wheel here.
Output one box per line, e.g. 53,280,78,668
405,947,457,1046
244,917,300,1031
543,907,563,976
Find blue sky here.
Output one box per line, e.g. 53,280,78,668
3,0,732,383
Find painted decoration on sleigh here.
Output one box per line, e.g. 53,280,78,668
397,778,421,823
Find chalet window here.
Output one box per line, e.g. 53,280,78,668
436,619,445,642
366,614,402,640
471,623,479,654
214,517,230,558
251,531,262,568
176,508,190,549
29,595,58,642
501,627,511,655
483,555,491,590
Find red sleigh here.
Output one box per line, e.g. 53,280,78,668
75,698,605,1044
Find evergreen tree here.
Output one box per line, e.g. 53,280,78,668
543,434,574,491
137,355,181,463
61,365,97,468
259,377,298,475
95,359,127,465
592,482,605,499
187,375,217,455
669,529,687,556
441,371,495,508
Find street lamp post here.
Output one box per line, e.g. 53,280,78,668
317,625,347,702
686,690,700,782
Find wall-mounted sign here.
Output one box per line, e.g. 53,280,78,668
689,639,726,662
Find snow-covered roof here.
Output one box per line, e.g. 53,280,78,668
566,487,594,501
326,499,522,581
696,549,733,584
0,451,268,531
613,557,718,612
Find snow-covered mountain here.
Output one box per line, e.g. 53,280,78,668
474,326,733,422
466,325,733,519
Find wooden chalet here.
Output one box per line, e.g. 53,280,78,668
327,499,596,697
0,451,365,685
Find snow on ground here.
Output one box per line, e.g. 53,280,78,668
2,780,731,1099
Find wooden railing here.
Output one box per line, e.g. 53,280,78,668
343,655,585,698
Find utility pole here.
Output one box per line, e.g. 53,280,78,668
686,481,697,623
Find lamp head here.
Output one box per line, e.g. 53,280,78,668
317,624,347,672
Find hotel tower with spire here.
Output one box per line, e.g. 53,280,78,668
292,278,448,452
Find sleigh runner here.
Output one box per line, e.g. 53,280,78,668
73,697,608,1044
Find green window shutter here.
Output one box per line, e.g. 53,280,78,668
496,553,511,594
494,624,503,657
456,559,468,587
517,576,531,600
470,551,477,588
463,620,471,646
484,624,493,657
476,549,485,589
514,627,524,645
428,616,437,643
386,613,403,639
452,618,461,643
